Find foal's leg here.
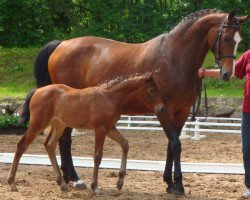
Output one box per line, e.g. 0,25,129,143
44,121,68,191
91,126,106,195
107,126,129,190
7,126,44,191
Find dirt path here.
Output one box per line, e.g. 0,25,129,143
0,130,246,200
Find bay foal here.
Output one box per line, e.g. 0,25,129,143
7,70,164,194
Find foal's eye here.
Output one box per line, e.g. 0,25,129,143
148,88,154,94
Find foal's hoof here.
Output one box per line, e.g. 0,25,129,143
60,183,69,191
116,180,124,190
93,187,100,195
73,180,87,190
10,185,18,192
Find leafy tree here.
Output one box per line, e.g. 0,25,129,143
0,0,249,49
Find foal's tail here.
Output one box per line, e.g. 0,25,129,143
19,90,37,127
34,40,62,87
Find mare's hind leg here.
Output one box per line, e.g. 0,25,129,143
7,125,44,191
107,126,129,190
59,127,85,189
91,126,106,195
44,121,68,191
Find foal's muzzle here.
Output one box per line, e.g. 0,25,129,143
155,103,165,114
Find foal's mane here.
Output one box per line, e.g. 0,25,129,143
171,9,225,32
99,73,148,90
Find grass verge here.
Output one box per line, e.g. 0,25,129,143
0,48,245,98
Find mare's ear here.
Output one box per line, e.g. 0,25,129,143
228,10,237,24
237,14,250,24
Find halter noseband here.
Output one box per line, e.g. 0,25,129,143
211,17,240,69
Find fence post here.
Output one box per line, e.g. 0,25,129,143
179,124,191,140
128,116,131,127
191,120,206,140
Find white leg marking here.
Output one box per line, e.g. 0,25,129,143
73,180,87,189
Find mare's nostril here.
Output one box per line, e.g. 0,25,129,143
222,72,230,81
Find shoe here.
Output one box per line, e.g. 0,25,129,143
244,188,250,198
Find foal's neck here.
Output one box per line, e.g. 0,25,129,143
104,79,144,107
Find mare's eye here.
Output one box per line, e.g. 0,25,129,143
223,35,230,42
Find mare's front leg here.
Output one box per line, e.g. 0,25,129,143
59,127,86,189
157,107,189,196
91,126,107,195
164,140,174,193
107,126,129,190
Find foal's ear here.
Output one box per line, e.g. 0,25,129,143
146,68,160,81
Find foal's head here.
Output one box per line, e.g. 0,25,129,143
138,70,165,114
105,69,164,115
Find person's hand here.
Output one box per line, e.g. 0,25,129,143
198,68,206,78
198,68,205,78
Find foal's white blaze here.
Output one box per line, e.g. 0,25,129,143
232,31,241,77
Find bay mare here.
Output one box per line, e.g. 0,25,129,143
7,71,164,194
34,9,249,195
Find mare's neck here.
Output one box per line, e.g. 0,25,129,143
163,14,225,78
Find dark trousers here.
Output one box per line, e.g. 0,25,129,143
242,112,250,188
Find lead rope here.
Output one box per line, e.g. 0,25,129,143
191,77,208,122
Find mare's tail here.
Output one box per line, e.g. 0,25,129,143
34,40,62,87
19,90,37,127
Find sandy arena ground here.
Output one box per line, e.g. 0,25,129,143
0,130,247,200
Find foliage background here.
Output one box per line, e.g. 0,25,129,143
0,0,249,49
0,0,249,98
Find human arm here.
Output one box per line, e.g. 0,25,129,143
198,68,220,79
234,50,250,79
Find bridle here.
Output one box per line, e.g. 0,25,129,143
210,17,240,69
191,16,241,122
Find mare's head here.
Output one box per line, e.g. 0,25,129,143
208,10,249,80
104,69,164,115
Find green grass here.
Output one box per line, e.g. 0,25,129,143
0,47,38,99
206,87,244,98
0,48,245,98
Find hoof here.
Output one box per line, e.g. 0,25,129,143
93,187,100,195
73,180,87,190
10,185,18,192
91,183,100,195
167,184,185,196
60,183,69,191
116,179,124,190
166,186,173,194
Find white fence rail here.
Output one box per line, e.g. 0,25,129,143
0,153,244,174
116,115,241,140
